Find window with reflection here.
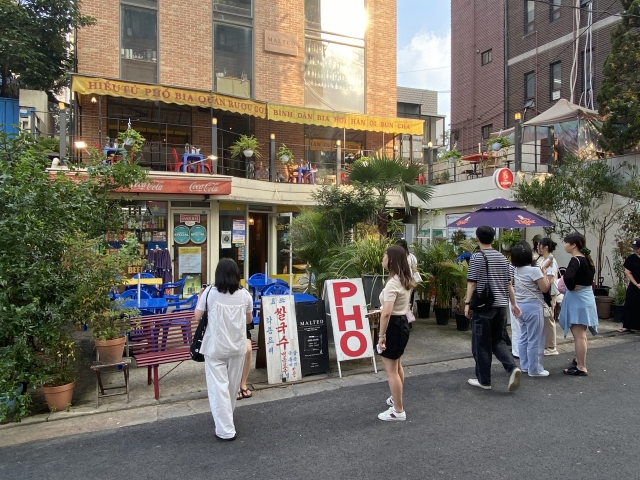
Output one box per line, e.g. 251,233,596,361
214,24,253,98
121,0,158,83
213,0,252,17
304,0,366,113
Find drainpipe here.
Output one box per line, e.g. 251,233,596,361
504,0,509,128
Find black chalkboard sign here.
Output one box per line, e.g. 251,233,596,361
295,300,330,377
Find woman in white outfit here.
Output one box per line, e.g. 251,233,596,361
194,259,253,441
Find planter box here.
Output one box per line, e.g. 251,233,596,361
434,307,450,325
416,300,431,318
455,312,470,331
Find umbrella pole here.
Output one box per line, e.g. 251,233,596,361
138,275,141,307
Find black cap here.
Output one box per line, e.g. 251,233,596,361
631,238,640,249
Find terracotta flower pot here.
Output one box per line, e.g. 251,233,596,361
95,337,126,364
41,381,75,412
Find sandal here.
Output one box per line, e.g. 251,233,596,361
240,388,252,399
572,358,577,367
563,366,588,376
618,328,632,333
237,390,244,400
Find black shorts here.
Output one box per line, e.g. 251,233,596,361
381,315,410,360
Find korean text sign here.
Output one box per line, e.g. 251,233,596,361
262,295,301,384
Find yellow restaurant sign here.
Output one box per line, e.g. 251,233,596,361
72,75,267,118
307,139,361,151
72,75,423,135
268,104,423,135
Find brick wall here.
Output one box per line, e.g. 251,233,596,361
506,0,620,126
254,118,305,179
254,0,305,105
159,1,212,89
365,0,397,117
450,0,504,156
77,0,119,78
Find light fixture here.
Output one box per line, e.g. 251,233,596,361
336,140,341,146
58,102,65,110
427,141,433,148
207,154,218,160
74,141,87,149
91,96,97,104
248,217,255,225
212,118,217,125
270,133,275,140
514,112,522,121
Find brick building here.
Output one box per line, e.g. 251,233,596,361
450,0,505,156
451,0,620,156
69,0,421,282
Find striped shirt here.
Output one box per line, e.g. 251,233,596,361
467,249,513,307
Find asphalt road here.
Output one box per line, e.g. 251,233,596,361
2,337,639,480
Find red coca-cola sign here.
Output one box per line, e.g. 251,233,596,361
493,168,514,190
124,178,232,195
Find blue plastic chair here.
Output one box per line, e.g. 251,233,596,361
118,289,152,300
262,284,292,296
159,277,188,303
172,293,199,312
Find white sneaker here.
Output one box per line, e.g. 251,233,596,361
467,378,491,390
508,368,522,392
386,396,394,407
544,348,559,356
378,407,406,421
529,370,550,377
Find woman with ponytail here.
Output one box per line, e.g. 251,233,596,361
558,233,598,376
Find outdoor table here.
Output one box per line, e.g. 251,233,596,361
104,147,127,164
115,298,168,313
292,166,315,184
460,153,487,179
121,278,163,286
181,153,205,173
246,277,277,303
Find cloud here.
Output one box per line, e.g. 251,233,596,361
397,31,451,126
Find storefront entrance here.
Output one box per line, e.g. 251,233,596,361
172,213,208,297
248,213,269,277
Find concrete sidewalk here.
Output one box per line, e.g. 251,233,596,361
0,314,625,446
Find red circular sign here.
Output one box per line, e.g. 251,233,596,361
493,168,514,190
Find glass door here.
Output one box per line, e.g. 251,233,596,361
173,213,208,297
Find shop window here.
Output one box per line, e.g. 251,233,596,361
214,24,253,99
305,0,366,39
525,71,535,103
397,102,421,118
481,49,492,66
550,0,561,21
550,61,561,100
481,124,493,140
213,0,252,17
525,0,535,34
120,1,158,83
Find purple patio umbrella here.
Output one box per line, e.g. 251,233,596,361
446,198,554,229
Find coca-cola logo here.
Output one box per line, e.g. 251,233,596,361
131,181,165,191
188,182,221,193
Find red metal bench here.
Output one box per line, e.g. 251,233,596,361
128,311,197,399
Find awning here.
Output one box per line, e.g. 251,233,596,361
72,75,267,118
72,75,423,135
267,104,424,135
524,99,600,126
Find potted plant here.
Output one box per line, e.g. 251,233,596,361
435,170,450,185
433,260,467,325
39,332,77,412
487,136,511,153
452,262,470,331
230,134,262,159
116,127,145,162
500,229,522,251
414,273,434,318
611,281,626,323
277,143,294,164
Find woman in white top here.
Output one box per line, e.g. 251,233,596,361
537,238,560,355
376,245,415,422
193,259,253,441
511,242,550,377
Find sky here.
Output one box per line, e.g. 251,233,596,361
397,0,451,126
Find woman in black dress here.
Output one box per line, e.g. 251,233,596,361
618,238,640,333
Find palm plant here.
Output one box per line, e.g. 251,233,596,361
347,154,433,236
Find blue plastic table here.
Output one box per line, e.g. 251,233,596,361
181,153,205,172
115,298,168,314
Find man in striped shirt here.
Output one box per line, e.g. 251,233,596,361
464,226,522,392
